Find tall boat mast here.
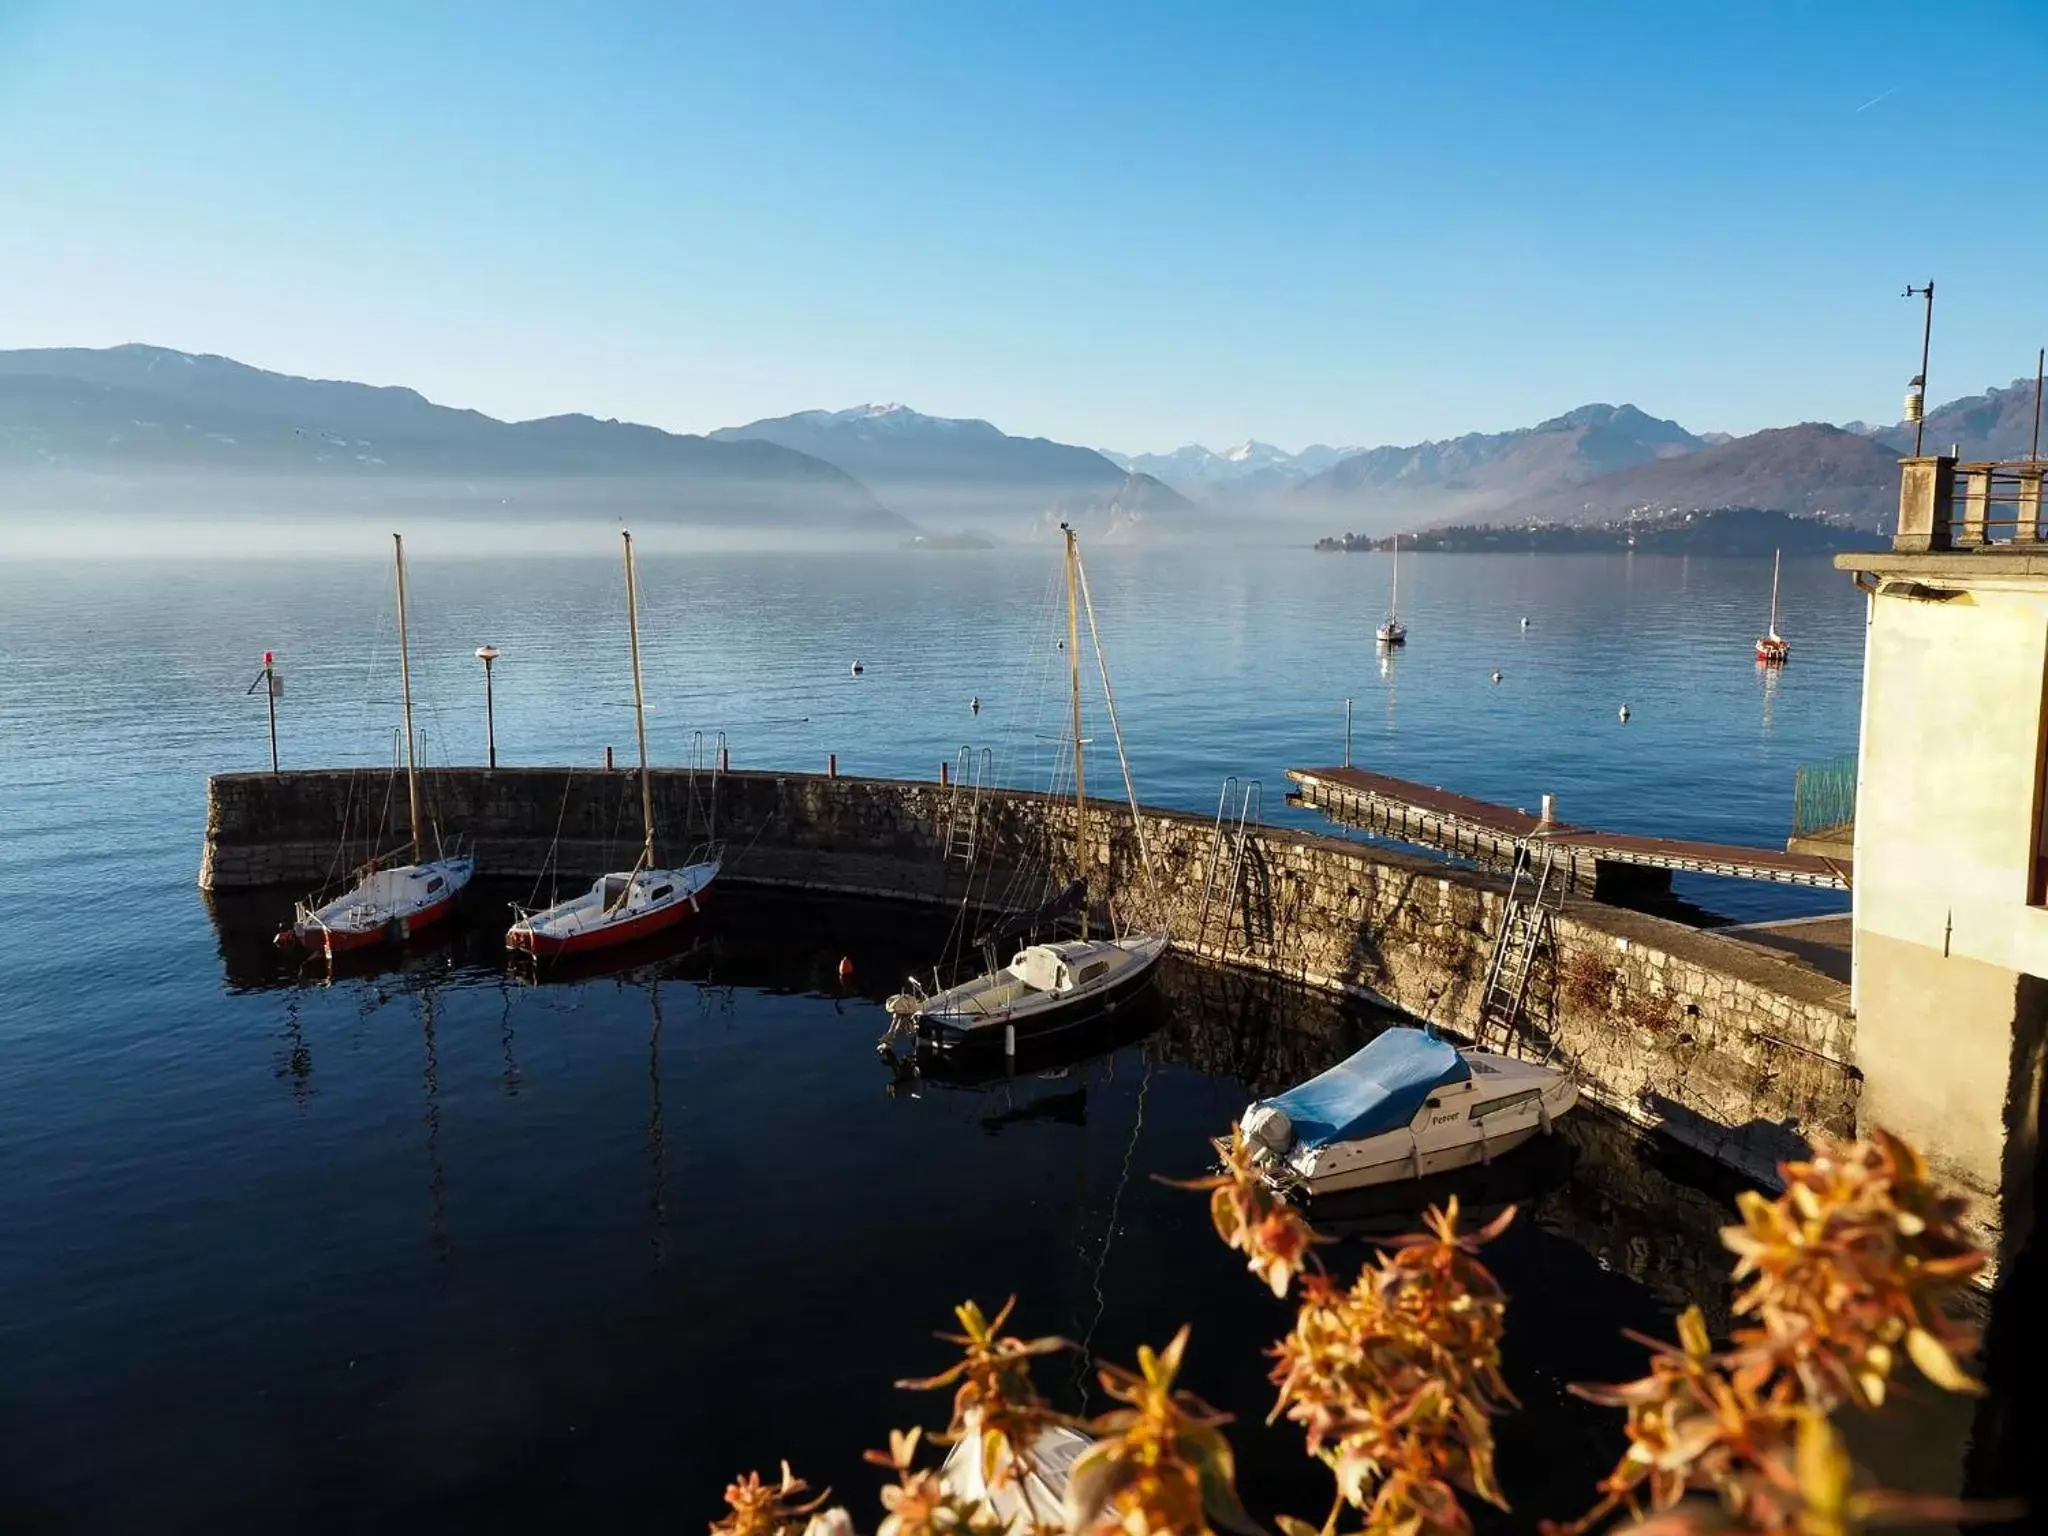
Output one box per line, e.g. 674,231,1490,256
1390,533,1400,617
623,531,656,872
1767,548,1782,640
1063,523,1088,940
393,532,422,863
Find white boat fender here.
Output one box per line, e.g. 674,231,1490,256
1539,1094,1553,1134
1408,1131,1424,1180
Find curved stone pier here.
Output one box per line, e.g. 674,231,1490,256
203,766,1858,1188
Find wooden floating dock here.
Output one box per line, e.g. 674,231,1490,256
1286,766,1851,896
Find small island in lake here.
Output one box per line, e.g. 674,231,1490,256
1315,505,1886,556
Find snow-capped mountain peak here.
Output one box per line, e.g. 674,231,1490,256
1104,437,1365,501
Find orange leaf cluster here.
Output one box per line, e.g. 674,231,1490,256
1557,1129,2007,1536
1070,1327,1252,1536
863,1428,1002,1536
1172,1129,1324,1298
711,1463,831,1536
899,1297,1073,1493
1720,1128,1984,1409
1268,1198,1518,1536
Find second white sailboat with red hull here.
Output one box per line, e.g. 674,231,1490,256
506,531,721,961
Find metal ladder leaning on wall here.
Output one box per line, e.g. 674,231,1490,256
942,746,992,869
1195,776,1262,960
1476,836,1564,1055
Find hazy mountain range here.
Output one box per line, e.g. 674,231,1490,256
0,344,906,533
3,343,2039,544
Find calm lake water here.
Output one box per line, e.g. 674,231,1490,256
4,545,2021,1533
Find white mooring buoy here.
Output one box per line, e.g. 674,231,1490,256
970,695,980,715
1520,616,1530,631
1491,670,1503,684
850,659,865,678
1618,703,1631,724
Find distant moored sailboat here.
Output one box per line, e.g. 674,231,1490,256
1376,533,1408,647
1755,548,1789,666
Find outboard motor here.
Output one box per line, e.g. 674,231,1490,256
1241,1102,1295,1157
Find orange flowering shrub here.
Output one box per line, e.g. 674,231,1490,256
1719,1129,1984,1408
1554,1130,2013,1536
1268,1199,1516,1536
711,1463,831,1536
1069,1327,1251,1536
899,1297,1071,1492
710,1127,2014,1536
1171,1128,1324,1298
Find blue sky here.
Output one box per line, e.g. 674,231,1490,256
2,1,2044,452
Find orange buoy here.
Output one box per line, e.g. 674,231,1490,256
838,956,854,984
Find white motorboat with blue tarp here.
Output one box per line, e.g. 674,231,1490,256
1239,1027,1576,1196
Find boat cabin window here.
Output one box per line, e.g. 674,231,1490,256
1471,1088,1543,1121
425,877,444,894
1076,960,1109,985
650,884,673,902
602,876,630,903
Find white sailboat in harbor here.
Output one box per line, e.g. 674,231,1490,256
1237,1027,1576,1196
883,523,1169,1054
1375,533,1408,646
506,532,721,960
1754,547,1789,666
286,534,475,956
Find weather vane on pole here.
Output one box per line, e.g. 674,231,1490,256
1903,280,1936,457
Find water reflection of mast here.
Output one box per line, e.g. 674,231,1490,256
421,983,449,1271
278,987,312,1105
1379,645,1397,730
648,978,668,1271
1758,657,1781,735
1073,1053,1153,1412
498,978,522,1099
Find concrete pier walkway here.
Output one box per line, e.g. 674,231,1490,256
1287,766,1851,896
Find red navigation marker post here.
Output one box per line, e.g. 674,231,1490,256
246,651,282,774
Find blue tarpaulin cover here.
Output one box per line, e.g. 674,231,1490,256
1257,1029,1471,1148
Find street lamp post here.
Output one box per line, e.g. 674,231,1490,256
1903,280,1935,457
476,645,500,769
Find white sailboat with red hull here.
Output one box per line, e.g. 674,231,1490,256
287,534,475,956
506,531,721,961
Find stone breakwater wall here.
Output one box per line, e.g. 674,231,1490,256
203,768,1857,1184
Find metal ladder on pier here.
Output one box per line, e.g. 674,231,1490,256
943,746,992,868
1476,837,1564,1056
1195,777,1263,960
